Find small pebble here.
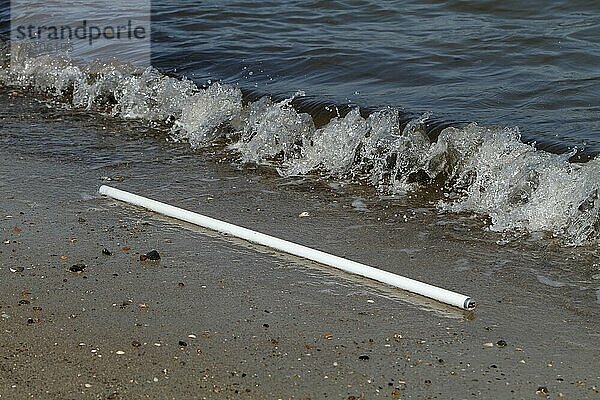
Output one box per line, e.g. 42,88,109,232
131,341,141,347
178,341,187,347
84,383,92,388
188,334,197,339
358,355,370,360
299,212,310,217
483,342,494,347
102,248,112,256
497,339,507,347
10,267,25,273
70,264,86,273
536,386,549,396
140,250,160,262
116,350,125,355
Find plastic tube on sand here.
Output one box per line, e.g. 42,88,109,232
99,185,475,310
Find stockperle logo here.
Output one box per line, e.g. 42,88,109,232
10,0,150,67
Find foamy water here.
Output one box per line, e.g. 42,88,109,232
1,47,599,245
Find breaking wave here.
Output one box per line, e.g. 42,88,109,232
1,44,599,246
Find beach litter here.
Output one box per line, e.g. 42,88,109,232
99,185,475,310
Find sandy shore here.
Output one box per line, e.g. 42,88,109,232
0,93,599,399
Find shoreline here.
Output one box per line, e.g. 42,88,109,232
0,93,599,399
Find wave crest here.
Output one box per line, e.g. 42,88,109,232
1,47,598,245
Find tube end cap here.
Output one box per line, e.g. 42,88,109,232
464,298,476,309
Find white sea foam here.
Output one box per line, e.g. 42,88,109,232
170,83,242,148
231,93,314,164
281,108,367,177
424,124,600,244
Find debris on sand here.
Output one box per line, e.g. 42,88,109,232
536,386,549,396
140,250,161,262
69,264,86,273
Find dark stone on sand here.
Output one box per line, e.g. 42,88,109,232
12,266,25,273
102,248,112,256
131,340,141,347
178,340,188,347
140,250,160,262
358,355,370,360
497,339,507,347
70,264,86,273
18,299,30,305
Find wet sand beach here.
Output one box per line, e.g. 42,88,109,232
1,93,599,399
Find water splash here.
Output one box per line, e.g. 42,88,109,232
429,124,600,245
1,46,599,245
281,108,367,177
171,83,242,148
231,92,314,164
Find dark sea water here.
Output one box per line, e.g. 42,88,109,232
1,1,600,245
151,0,600,152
